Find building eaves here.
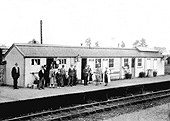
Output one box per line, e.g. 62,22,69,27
13,43,163,58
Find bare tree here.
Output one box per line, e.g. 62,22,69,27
140,38,148,47
133,38,148,47
120,41,125,48
154,46,167,54
95,41,99,47
85,38,91,48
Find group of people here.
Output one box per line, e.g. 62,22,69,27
11,62,110,90
36,64,78,90
83,64,109,86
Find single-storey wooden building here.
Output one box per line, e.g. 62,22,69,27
4,43,164,87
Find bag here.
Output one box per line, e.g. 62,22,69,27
33,79,39,84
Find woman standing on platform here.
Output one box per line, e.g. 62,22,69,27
95,64,102,85
49,66,55,88
53,65,59,88
104,67,109,86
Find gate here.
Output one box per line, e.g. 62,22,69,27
0,65,6,85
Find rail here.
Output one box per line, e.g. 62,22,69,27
4,88,170,121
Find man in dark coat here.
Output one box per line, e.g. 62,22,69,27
83,65,89,86
68,64,74,86
43,65,49,87
38,66,45,89
73,65,77,86
11,63,20,89
60,65,66,86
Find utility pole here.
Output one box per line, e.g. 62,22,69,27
40,20,43,44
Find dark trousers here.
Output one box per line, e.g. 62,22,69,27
61,75,65,87
104,74,108,85
84,75,88,85
44,77,50,87
56,76,63,87
73,76,77,85
13,78,18,89
38,77,45,89
68,76,74,86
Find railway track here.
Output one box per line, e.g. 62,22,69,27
4,89,170,121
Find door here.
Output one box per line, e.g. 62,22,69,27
131,58,135,77
102,59,108,70
46,58,54,70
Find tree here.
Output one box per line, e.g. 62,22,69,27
28,39,39,44
154,46,167,54
85,38,91,48
133,40,140,47
133,38,148,47
95,41,99,47
120,41,125,48
140,38,148,47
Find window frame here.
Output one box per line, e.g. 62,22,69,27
124,58,129,66
109,58,114,68
95,58,101,68
31,59,40,65
137,58,142,67
58,58,66,64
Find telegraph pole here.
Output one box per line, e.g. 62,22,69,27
40,20,43,44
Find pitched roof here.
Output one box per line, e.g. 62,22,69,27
136,47,159,52
8,43,163,58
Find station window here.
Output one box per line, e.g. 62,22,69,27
95,59,101,68
31,59,40,65
137,58,142,67
109,58,114,67
124,59,129,66
58,59,66,64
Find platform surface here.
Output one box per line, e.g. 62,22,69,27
0,75,170,103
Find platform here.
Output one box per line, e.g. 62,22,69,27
1,75,170,104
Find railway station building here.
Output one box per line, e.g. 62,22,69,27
4,43,164,87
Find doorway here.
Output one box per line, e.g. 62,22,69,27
131,58,135,77
46,58,54,70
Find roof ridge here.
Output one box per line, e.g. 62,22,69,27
14,43,135,50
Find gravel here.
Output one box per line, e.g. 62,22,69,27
66,96,170,121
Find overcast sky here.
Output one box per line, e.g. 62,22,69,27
0,0,170,50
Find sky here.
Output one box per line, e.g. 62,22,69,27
0,0,170,50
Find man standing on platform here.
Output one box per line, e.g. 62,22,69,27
38,66,45,89
73,65,77,86
60,65,66,87
83,65,89,86
11,63,20,89
68,64,74,86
